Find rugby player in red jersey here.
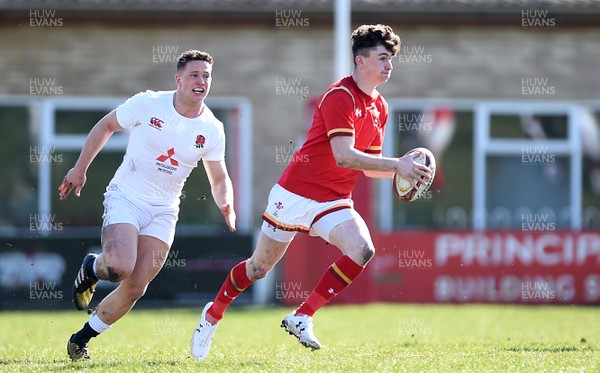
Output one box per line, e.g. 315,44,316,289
191,24,432,360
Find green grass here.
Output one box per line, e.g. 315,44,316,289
0,304,597,372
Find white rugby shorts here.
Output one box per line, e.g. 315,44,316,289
102,189,179,246
261,183,363,243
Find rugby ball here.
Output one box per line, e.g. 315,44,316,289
393,147,436,202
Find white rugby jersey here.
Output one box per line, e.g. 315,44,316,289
108,90,225,207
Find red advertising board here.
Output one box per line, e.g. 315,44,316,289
281,231,600,305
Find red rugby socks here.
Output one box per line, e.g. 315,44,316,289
295,255,364,316
207,260,253,322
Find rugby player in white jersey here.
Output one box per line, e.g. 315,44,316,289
58,50,236,361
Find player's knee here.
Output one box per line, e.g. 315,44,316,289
100,262,134,282
355,243,375,266
100,241,136,281
248,263,271,281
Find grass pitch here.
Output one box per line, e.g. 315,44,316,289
0,304,597,372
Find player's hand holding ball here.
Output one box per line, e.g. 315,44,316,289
393,147,435,202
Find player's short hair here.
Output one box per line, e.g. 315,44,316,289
177,50,214,72
351,24,400,63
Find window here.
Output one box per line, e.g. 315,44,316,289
0,96,252,236
0,105,34,233
378,99,600,231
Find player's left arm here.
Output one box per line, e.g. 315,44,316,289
203,159,236,232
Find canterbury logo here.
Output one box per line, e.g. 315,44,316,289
148,117,164,130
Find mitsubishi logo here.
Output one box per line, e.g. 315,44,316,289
156,147,179,166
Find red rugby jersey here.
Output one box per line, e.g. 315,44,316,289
278,75,388,202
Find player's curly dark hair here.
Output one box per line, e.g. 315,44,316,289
177,50,214,72
351,24,400,63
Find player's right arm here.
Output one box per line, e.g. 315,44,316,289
58,110,123,200
322,89,431,185
330,136,431,185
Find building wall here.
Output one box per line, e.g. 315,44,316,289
1,21,599,222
